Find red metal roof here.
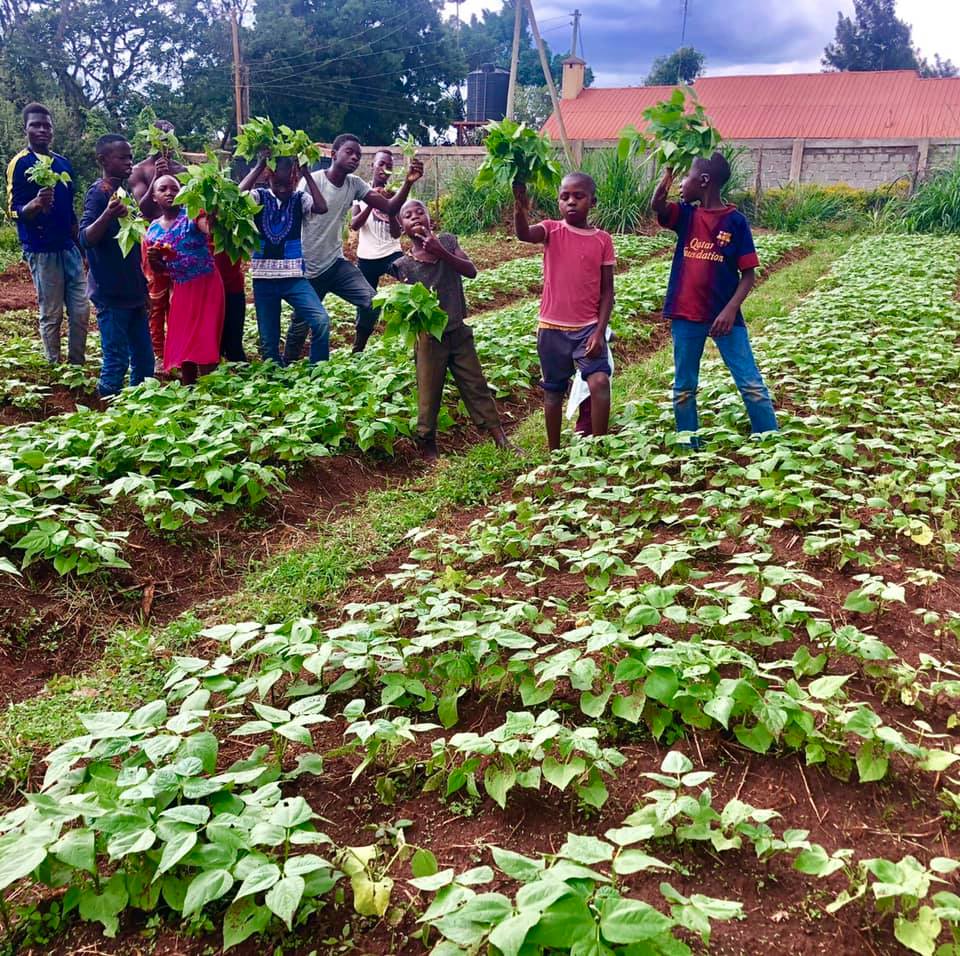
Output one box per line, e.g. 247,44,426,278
542,70,960,141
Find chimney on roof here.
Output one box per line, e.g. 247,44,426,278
562,54,586,100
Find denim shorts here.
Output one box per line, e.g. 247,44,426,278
537,323,611,393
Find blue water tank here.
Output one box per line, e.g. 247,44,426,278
466,63,510,122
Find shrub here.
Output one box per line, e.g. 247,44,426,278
904,158,960,233
756,184,865,234
582,150,653,234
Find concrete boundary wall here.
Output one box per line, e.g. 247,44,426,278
210,139,959,196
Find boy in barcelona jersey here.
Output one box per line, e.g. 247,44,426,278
652,151,777,446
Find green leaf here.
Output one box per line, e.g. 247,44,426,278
223,896,272,951
559,833,613,865
78,872,128,937
487,910,540,956
894,906,941,956
183,868,234,918
411,848,439,879
808,674,851,699
351,873,393,916
156,828,198,876
491,846,544,883
52,829,95,874
484,760,516,809
600,898,673,943
0,840,48,890
265,875,305,930
236,863,281,899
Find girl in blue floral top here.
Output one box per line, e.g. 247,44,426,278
145,175,224,384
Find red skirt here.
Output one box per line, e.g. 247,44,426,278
163,269,225,371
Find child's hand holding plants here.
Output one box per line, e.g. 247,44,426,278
405,157,424,184
106,193,128,219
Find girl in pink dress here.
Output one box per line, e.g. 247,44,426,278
145,175,224,384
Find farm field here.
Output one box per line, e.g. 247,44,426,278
1,231,959,956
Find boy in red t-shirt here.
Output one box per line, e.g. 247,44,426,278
514,172,615,451
652,152,777,445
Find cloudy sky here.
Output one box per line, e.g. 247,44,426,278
443,0,960,86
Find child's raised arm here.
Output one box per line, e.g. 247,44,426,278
513,181,545,244
651,168,674,223
238,153,268,194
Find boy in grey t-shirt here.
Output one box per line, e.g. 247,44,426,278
284,133,422,358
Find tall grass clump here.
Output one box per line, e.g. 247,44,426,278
756,184,864,234
582,150,652,233
438,165,512,235
905,158,960,233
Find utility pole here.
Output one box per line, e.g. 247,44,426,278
230,6,245,136
680,0,689,46
524,0,574,167
570,9,581,58
505,0,523,120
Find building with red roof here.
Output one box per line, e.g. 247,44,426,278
544,63,960,189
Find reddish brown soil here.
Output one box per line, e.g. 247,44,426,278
0,261,35,312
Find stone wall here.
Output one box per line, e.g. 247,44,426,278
316,138,959,196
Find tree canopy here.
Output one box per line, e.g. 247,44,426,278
822,0,956,76
456,0,592,90
645,47,705,86
0,0,467,149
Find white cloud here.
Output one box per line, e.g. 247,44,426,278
444,0,960,85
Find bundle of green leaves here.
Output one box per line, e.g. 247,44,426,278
114,188,148,258
234,117,321,170
25,154,71,189
475,118,561,192
175,155,262,264
617,85,722,174
134,124,182,161
372,282,448,348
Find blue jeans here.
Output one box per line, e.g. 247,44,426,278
284,258,375,361
97,305,155,397
671,318,778,440
253,277,329,364
24,247,89,364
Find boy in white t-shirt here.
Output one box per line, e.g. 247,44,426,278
351,149,402,350
284,134,421,359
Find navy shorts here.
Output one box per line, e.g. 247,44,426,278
537,323,612,393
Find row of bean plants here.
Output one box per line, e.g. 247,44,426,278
1,236,958,954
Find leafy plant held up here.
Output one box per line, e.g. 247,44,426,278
175,155,262,264
25,155,71,189
372,282,448,348
475,118,561,192
618,85,722,174
114,188,147,258
234,117,321,170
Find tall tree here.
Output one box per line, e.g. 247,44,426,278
918,53,958,78
822,0,950,73
243,0,465,144
645,47,705,86
0,0,216,120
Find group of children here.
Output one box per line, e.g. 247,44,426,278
7,99,778,452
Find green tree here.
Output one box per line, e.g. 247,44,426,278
457,0,592,90
242,0,465,144
513,84,553,129
821,0,951,73
0,0,216,120
918,53,958,78
645,47,705,85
